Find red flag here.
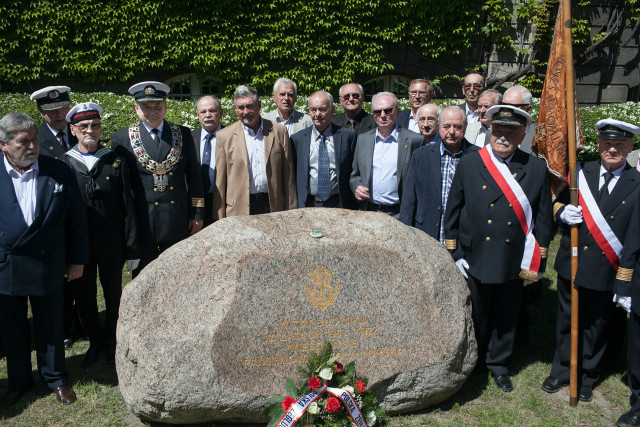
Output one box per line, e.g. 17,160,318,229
533,1,584,198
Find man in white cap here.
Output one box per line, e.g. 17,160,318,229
444,105,552,392
64,102,139,365
111,81,204,277
542,118,640,404
0,113,88,408
30,86,77,160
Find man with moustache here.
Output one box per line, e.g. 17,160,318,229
444,105,552,392
458,73,485,124
262,78,312,136
331,83,376,134
397,79,435,133
465,89,502,147
111,81,204,277
291,91,357,209
214,85,297,218
502,85,536,153
64,103,138,366
542,119,640,404
0,113,88,407
400,106,478,242
350,92,425,218
30,86,78,160
415,103,442,145
192,95,224,225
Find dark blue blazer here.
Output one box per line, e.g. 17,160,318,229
400,140,478,239
397,109,411,129
291,123,357,209
0,154,88,296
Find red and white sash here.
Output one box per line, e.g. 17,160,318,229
275,381,368,427
479,146,541,279
577,165,622,269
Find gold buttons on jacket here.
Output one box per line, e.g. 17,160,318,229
105,176,110,181
154,202,159,206
486,237,491,242
487,220,492,224
169,187,174,191
583,246,588,251
170,201,175,205
507,222,512,226
153,188,158,192
508,203,513,208
610,215,615,220
169,172,174,176
601,251,606,256
622,201,627,205
506,239,510,243
482,185,487,190
490,203,494,207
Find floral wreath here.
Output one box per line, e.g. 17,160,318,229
263,342,388,427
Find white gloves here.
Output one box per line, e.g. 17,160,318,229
455,258,469,279
614,294,632,313
126,259,140,272
560,204,583,225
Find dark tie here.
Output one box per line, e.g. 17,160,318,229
201,133,213,193
56,131,68,150
317,134,331,202
599,172,614,205
151,128,160,141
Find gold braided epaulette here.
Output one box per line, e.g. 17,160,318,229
540,247,548,258
553,202,565,217
445,239,456,250
616,267,633,282
192,197,205,208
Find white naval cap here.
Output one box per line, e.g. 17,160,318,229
487,105,534,127
128,81,170,102
30,86,72,110
65,102,104,124
595,118,640,140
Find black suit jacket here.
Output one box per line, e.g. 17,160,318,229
400,140,478,239
37,123,78,160
331,110,376,135
556,161,640,291
291,123,357,209
111,120,204,245
397,109,412,129
444,148,553,283
0,154,88,296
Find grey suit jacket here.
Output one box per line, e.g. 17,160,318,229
464,122,490,147
349,127,425,209
262,110,312,136
516,122,536,154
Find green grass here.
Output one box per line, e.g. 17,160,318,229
0,236,632,426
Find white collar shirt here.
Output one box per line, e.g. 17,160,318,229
371,126,400,205
242,120,268,194
465,104,479,123
142,121,165,140
408,112,420,134
599,163,625,193
4,157,38,226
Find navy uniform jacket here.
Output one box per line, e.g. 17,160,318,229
0,154,88,296
37,123,78,160
444,148,553,283
290,123,357,209
349,127,425,209
111,120,204,245
555,161,640,291
400,139,478,239
331,110,376,135
64,145,139,261
613,191,640,315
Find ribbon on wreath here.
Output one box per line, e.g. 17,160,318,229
275,380,369,427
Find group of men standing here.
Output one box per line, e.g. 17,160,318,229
1,75,639,427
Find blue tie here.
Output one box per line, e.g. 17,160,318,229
317,134,331,202
201,133,213,193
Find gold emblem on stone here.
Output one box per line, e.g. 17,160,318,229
305,265,340,312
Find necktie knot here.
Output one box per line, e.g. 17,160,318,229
151,128,160,140
599,171,615,204
56,131,68,150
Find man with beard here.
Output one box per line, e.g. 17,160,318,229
400,106,478,242
465,89,502,147
64,103,138,366
111,81,204,277
458,73,485,124
0,113,87,407
444,105,552,392
192,95,224,225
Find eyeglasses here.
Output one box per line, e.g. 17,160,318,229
73,122,102,132
501,102,530,109
409,90,430,96
342,93,361,100
463,83,484,89
372,107,395,116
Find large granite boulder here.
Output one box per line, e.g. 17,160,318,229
117,209,476,424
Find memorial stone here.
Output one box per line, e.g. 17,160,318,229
117,209,476,424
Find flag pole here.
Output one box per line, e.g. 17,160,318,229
562,0,580,407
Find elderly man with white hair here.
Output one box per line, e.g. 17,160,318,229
262,77,312,136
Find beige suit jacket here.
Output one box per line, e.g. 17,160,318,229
213,119,297,219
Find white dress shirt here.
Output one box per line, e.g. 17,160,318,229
273,111,295,136
5,157,38,226
599,163,625,193
407,112,420,134
142,121,164,140
465,105,479,124
371,127,399,205
242,120,268,194
309,126,337,196
46,124,70,148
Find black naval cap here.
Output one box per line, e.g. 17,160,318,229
128,81,170,102
487,105,534,127
30,86,72,110
595,118,640,140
